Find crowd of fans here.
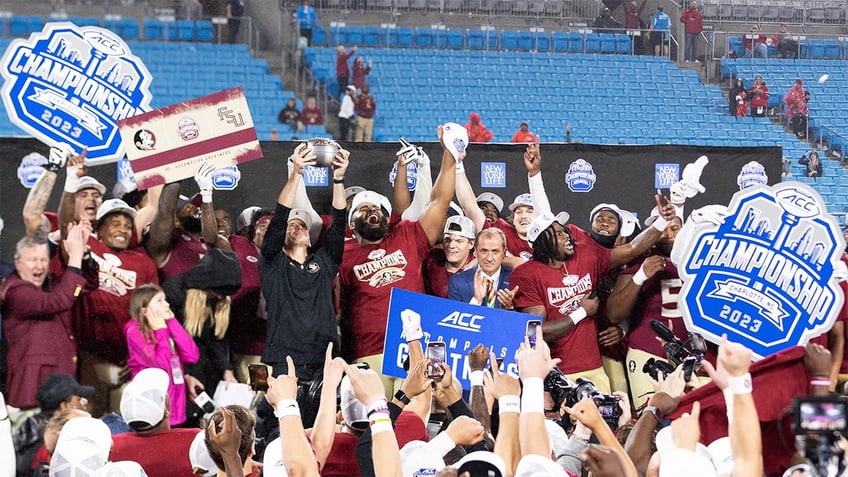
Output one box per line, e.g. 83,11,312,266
0,122,846,477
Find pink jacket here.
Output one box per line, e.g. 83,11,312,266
125,319,199,426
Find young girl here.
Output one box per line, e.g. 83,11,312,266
126,284,199,426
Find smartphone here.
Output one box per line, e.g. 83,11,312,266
426,342,446,380
657,189,670,207
795,397,848,433
588,290,599,299
526,320,542,347
248,364,269,392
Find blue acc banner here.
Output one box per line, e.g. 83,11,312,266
383,289,532,389
0,22,152,165
677,182,845,358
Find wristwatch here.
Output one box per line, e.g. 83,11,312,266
643,405,664,421
394,389,411,405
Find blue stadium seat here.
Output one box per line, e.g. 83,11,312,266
398,27,414,47
433,29,448,48
585,34,601,53
728,37,743,58
363,26,380,46
566,32,583,52
551,32,568,52
447,29,464,49
466,29,484,49
346,26,364,45
484,30,499,49
329,25,347,45
312,24,327,45
517,31,535,51
122,19,139,40
501,30,519,50
195,21,213,42
808,39,826,59
536,32,549,52
614,34,631,54
10,15,42,37
68,17,100,27
143,19,164,40
176,20,194,41
599,33,616,53
823,40,841,59
415,28,433,47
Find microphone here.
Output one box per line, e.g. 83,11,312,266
649,319,677,343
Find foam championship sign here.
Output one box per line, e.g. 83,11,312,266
384,289,531,389
118,87,262,190
0,22,152,165
677,182,845,358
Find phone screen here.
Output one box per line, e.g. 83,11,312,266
427,342,446,380
248,364,269,392
657,189,670,207
526,320,542,347
798,399,848,432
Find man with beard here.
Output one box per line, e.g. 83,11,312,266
146,162,223,281
339,126,457,396
604,213,690,408
510,197,676,393
74,199,159,416
260,142,348,389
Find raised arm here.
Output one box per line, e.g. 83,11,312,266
193,163,228,249
418,126,457,246
524,136,552,216
57,149,88,240
455,167,487,235
146,182,181,268
605,256,664,324
23,169,58,238
310,345,345,469
609,194,676,269
133,184,162,242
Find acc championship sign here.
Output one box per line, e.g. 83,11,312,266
384,289,531,389
677,182,845,358
0,22,152,165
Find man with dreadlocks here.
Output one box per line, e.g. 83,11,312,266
509,195,677,392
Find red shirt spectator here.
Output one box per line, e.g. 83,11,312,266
465,112,494,143
354,90,376,119
511,121,536,143
301,96,324,126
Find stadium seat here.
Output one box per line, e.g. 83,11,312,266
466,29,484,50
808,39,826,59
585,34,601,53
536,32,550,52
614,33,631,54
346,26,364,45
415,28,433,47
501,30,519,50
599,33,616,53
68,17,100,27
398,27,414,47
176,20,194,41
447,29,464,49
329,25,347,45
551,31,568,52
122,19,140,40
824,40,841,60
433,29,448,48
517,31,535,51
312,24,327,45
143,19,164,40
566,32,583,52
363,26,380,46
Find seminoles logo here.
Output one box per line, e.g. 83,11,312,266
0,23,152,165
389,161,418,191
677,182,845,358
564,159,596,192
548,273,593,315
353,249,409,288
92,251,138,297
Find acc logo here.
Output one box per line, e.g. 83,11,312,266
564,159,596,192
0,23,152,165
17,152,47,188
737,161,768,190
438,311,483,332
677,182,845,358
211,165,241,190
389,161,418,191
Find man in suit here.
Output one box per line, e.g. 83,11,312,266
448,228,516,310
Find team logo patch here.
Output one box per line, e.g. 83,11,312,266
677,182,845,358
17,152,47,188
307,262,320,273
389,161,418,191
564,159,596,192
133,129,156,150
737,161,768,190
0,22,152,165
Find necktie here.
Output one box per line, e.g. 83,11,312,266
482,277,495,308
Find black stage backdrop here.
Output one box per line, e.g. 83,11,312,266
0,138,781,261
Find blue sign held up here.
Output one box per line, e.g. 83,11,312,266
383,289,533,390
677,182,845,359
0,22,153,165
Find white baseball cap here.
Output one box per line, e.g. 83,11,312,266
444,215,476,240
96,198,137,222
526,212,570,244
262,437,290,477
50,417,113,477
453,451,506,477
508,193,534,212
120,368,169,429
287,208,314,232
344,185,366,201
400,440,446,477
236,206,261,233
476,192,504,213
76,176,106,195
92,461,148,477
441,122,468,162
189,429,218,477
348,190,392,224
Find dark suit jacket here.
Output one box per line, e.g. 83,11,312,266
447,265,512,309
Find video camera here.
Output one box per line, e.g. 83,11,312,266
791,396,848,477
544,367,622,432
642,319,707,382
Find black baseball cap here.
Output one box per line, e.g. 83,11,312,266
35,374,94,411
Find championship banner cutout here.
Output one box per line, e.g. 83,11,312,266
0,22,153,165
119,87,262,190
677,181,846,359
384,288,532,390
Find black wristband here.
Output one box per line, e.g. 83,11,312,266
394,389,410,405
333,178,344,184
